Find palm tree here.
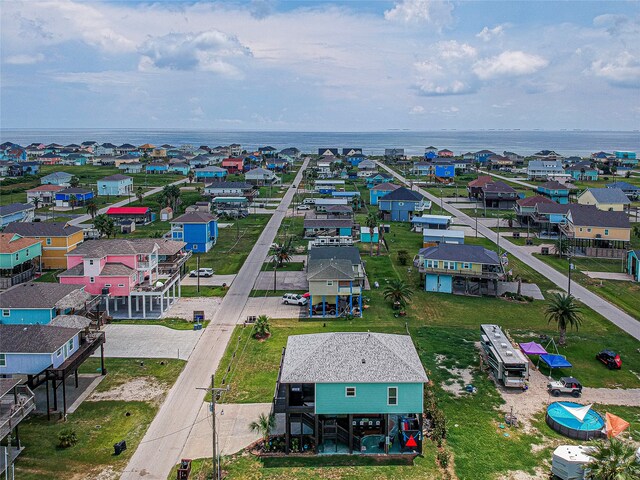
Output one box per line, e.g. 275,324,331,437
69,176,80,188
545,293,583,346
188,170,194,184
383,279,413,309
632,224,640,239
271,237,293,267
249,412,275,445
503,211,516,228
93,214,115,238
69,194,77,211
31,197,41,210
136,186,144,204
253,315,271,339
586,438,640,480
554,237,568,258
86,200,98,219
365,212,378,257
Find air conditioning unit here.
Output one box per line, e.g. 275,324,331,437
505,351,513,356
500,342,508,348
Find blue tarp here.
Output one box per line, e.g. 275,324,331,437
540,354,572,369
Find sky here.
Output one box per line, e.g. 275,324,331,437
1,0,639,131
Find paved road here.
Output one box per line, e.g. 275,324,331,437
68,177,189,226
121,159,309,479
377,161,640,341
483,171,536,189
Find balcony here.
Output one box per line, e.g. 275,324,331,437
418,265,504,280
137,258,158,270
0,383,36,440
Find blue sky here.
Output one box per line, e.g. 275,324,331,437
1,1,638,131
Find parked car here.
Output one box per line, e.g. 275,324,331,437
297,204,310,210
189,268,214,277
595,350,622,369
282,293,308,306
547,377,582,397
311,302,336,315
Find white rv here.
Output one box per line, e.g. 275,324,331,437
480,324,529,388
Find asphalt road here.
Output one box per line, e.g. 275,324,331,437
121,159,309,479
377,161,640,341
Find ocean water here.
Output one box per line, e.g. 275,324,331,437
1,129,638,157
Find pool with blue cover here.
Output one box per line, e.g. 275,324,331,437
545,401,605,440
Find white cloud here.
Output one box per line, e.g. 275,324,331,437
5,53,44,65
413,41,477,96
384,0,453,28
138,31,251,76
591,52,640,88
437,40,476,60
409,105,425,114
473,51,548,80
476,25,506,42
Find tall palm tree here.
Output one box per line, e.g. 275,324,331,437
503,211,516,228
383,279,413,308
271,237,293,267
69,194,77,211
188,170,194,184
69,176,80,188
586,438,640,480
249,412,275,444
554,237,568,258
136,186,144,204
365,212,378,257
545,293,583,346
32,197,41,210
86,200,98,219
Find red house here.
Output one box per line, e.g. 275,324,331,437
106,206,153,225
221,157,245,174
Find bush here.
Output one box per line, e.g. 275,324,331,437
437,448,450,468
57,429,78,449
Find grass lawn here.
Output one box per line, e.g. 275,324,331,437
33,269,62,282
15,358,185,480
109,317,210,330
181,285,228,297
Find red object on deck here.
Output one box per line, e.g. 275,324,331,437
106,207,149,215
405,435,417,448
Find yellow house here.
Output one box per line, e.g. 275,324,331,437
2,222,84,269
560,205,630,258
577,187,630,212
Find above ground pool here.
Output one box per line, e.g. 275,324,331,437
546,402,605,440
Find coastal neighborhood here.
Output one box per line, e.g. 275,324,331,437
0,139,638,480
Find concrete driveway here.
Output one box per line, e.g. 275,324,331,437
162,297,223,321
183,402,272,457
181,274,237,286
96,324,204,360
583,271,634,281
497,281,545,300
240,296,306,320
255,270,308,290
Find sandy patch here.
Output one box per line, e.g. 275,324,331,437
497,467,547,480
88,377,166,402
435,354,475,397
86,467,118,480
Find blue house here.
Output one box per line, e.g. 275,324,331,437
474,150,495,164
378,187,428,222
614,151,637,166
346,153,366,166
360,227,379,244
370,182,400,206
434,163,455,180
536,181,570,204
366,172,394,188
606,182,640,200
20,162,40,175
0,283,90,325
171,211,218,253
194,166,228,181
627,250,640,282
145,162,169,174
331,191,360,199
55,188,94,207
168,163,190,175
565,162,598,181
0,203,35,227
97,174,133,196
411,215,452,231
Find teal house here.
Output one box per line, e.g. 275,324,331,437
273,332,428,454
0,233,42,288
369,182,400,206
417,244,504,296
628,250,640,282
536,181,570,205
565,162,598,181
360,227,379,244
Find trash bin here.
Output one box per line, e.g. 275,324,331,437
114,440,127,455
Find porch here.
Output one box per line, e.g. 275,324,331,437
0,264,36,290
104,271,182,319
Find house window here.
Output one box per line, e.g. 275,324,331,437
462,263,471,269
67,339,74,351
2,310,9,317
587,228,592,233
15,253,19,261
443,261,455,270
326,280,333,286
0,354,5,367
104,284,111,287
345,387,356,397
388,387,398,406
118,284,125,287
46,238,52,245
426,260,439,268
90,277,95,283
604,229,609,236
193,244,198,250
398,202,404,206
56,348,62,357
89,259,94,265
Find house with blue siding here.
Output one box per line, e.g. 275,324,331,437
417,244,504,296
536,181,570,204
0,282,90,325
366,172,394,188
369,182,400,206
273,332,428,454
168,163,190,175
55,188,94,207
0,233,42,288
194,166,227,181
41,171,73,186
145,162,169,174
0,203,35,227
614,151,637,167
627,250,640,282
378,187,429,222
474,150,495,164
606,182,640,200
171,211,218,253
565,162,598,181
410,215,451,232
97,174,133,196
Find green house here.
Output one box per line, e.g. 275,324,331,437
0,233,42,289
273,332,428,455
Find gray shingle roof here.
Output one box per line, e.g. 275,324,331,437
538,181,568,190
0,325,80,354
0,283,88,309
280,332,429,384
370,182,400,192
482,181,517,194
419,244,501,265
204,181,252,189
568,205,630,228
67,239,158,258
378,186,424,202
582,188,630,205
100,174,132,181
309,246,361,266
307,258,354,281
172,211,218,224
0,203,35,217
101,263,136,276
58,187,92,195
42,172,73,181
3,222,83,237
535,203,570,214
606,182,640,192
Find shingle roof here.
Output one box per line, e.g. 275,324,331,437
468,175,494,188
0,203,35,216
378,186,424,202
172,211,218,224
568,205,630,228
606,182,640,192
325,205,353,213
50,315,93,329
0,233,40,253
419,244,501,265
0,282,88,309
101,263,136,276
42,172,73,180
100,174,132,181
66,239,158,258
4,222,83,237
582,188,630,205
538,181,568,190
309,246,361,265
516,195,556,207
0,325,80,354
27,185,65,193
245,167,274,176
482,181,517,194
58,187,91,195
307,258,354,281
204,181,252,189
280,333,428,384
536,203,570,215
370,182,400,192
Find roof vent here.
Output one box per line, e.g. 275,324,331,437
361,358,366,364
500,342,508,348
505,350,513,356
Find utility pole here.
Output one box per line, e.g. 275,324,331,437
474,207,478,238
196,255,200,293
567,250,573,296
196,375,229,480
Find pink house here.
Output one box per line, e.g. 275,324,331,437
58,239,185,319
438,149,454,157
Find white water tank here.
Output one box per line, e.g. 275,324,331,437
552,445,592,480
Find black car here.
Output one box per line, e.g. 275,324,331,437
311,303,336,316
595,350,622,369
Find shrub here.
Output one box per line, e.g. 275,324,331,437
437,448,450,468
57,429,78,448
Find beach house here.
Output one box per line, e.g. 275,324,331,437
0,203,36,227
536,181,570,205
378,187,428,222
0,234,42,288
606,182,640,200
97,174,133,196
559,205,630,258
527,160,564,180
194,166,228,182
41,171,73,187
369,183,400,206
55,188,93,208
170,212,218,253
245,167,278,185
26,185,63,205
577,188,630,212
565,162,598,181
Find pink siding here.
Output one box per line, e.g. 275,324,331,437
60,275,134,296
67,255,84,268
106,254,137,269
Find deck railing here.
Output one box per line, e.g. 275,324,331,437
0,385,36,440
